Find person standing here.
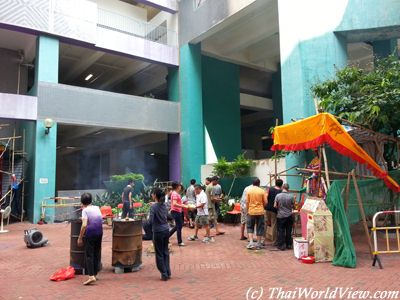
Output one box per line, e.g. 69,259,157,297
188,185,212,243
208,176,225,235
186,179,197,228
274,183,295,251
77,193,103,285
265,179,283,245
168,182,188,246
121,179,134,219
246,178,267,250
240,184,252,240
150,188,171,281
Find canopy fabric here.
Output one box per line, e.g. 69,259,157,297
271,113,400,193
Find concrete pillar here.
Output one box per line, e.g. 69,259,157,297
202,56,241,162
167,67,181,182
179,43,205,184
28,35,59,223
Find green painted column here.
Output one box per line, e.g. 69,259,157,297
202,56,241,161
28,35,59,223
280,33,347,188
272,66,283,124
179,43,205,184
167,67,181,181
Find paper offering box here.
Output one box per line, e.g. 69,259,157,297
300,197,335,262
293,238,308,259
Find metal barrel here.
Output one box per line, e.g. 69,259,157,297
70,220,85,275
112,219,142,268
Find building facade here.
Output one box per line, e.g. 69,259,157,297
0,0,399,222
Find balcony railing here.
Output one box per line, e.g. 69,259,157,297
97,8,178,47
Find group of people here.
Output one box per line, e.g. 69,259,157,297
76,176,294,285
240,178,295,251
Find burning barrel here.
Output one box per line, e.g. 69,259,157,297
112,219,142,272
70,220,85,274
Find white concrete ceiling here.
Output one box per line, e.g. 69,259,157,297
59,43,167,97
0,28,36,62
201,0,280,72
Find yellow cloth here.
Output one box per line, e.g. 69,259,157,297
246,186,266,215
272,113,400,193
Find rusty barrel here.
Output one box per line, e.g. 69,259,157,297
112,219,142,268
70,220,85,275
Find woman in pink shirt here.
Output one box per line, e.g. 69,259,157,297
168,182,188,246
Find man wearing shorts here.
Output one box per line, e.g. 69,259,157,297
188,185,212,243
207,176,225,235
240,184,252,240
246,178,267,250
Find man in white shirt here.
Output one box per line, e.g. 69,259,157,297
188,185,212,243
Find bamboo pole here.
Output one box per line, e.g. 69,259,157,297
322,146,331,189
316,146,322,196
296,168,376,179
351,170,374,259
274,118,278,184
20,129,25,222
7,128,16,226
0,136,21,141
344,171,351,212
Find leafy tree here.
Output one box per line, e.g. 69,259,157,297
311,54,400,138
311,55,400,168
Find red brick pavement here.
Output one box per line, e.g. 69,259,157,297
0,222,399,300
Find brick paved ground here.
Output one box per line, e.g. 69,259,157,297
0,222,399,300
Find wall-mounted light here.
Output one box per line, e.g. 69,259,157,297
44,118,54,135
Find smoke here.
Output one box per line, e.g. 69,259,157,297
62,136,169,190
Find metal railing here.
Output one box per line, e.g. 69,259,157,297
97,8,178,47
371,210,400,269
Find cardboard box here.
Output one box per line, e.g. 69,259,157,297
293,237,309,259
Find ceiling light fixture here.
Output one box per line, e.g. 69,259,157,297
85,74,93,81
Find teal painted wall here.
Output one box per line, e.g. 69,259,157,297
202,56,241,161
278,0,400,188
179,43,205,184
372,39,397,59
280,34,347,188
337,0,400,32
28,35,59,223
20,121,36,221
168,67,179,102
33,121,57,222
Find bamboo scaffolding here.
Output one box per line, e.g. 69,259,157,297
0,136,21,141
295,167,376,179
0,126,27,223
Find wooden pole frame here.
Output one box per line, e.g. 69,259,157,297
351,170,374,260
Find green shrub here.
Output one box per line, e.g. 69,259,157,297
212,154,254,178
